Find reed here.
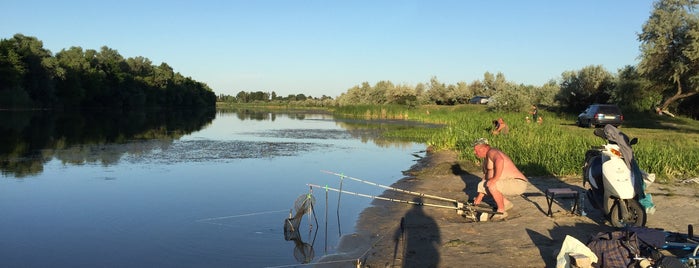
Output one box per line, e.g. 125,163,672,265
336,104,699,182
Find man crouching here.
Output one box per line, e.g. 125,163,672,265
472,138,529,220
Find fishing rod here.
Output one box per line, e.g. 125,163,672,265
320,170,461,205
307,183,461,211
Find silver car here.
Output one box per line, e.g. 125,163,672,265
577,104,624,128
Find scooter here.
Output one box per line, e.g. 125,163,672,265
582,124,647,227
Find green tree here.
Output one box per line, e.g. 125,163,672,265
0,39,25,90
535,80,560,107
336,85,361,105
415,82,430,104
152,62,174,89
488,83,530,112
1,34,215,109
482,72,495,96
11,34,56,107
452,81,471,104
236,91,249,103
427,76,449,104
126,56,154,78
359,81,372,104
385,83,417,105
0,37,32,107
612,65,660,112
54,46,91,107
493,72,508,93
638,0,699,113
469,80,487,97
371,80,393,104
556,65,615,111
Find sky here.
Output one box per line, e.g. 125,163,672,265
1,0,656,98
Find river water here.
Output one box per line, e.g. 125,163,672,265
0,108,425,267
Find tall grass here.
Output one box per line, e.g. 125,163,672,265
334,104,699,182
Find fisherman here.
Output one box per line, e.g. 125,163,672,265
472,138,528,220
491,118,509,135
529,105,539,123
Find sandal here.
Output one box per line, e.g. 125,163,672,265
490,211,508,221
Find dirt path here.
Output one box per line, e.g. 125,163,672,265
317,149,699,268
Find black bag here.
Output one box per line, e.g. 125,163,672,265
627,226,665,249
655,256,686,268
587,231,641,268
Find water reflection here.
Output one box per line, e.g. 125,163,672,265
0,108,427,267
219,107,315,121
218,107,430,150
335,119,441,149
0,108,426,178
0,108,215,177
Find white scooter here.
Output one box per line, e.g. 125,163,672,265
582,124,648,227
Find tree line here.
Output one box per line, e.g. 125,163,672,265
0,34,216,110
217,91,334,104
221,0,699,119
6,0,697,118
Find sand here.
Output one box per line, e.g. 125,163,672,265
316,149,699,268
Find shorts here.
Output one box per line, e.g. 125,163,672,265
478,177,528,196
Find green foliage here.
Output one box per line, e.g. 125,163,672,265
427,76,451,105
384,83,418,105
638,0,699,110
333,73,558,112
9,34,57,107
612,65,662,113
0,34,216,110
0,40,25,92
533,80,561,107
342,104,699,182
556,65,616,112
487,83,531,112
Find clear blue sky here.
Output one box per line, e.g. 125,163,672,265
1,0,655,98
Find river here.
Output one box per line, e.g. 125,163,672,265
0,108,426,267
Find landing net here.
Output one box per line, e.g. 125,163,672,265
283,193,318,263
284,193,316,241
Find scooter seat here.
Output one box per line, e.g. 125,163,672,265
587,156,604,189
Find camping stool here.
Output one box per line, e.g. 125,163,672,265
545,188,579,217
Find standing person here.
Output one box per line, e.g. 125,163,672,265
472,138,528,220
529,105,539,123
491,118,509,135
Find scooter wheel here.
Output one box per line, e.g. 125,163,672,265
609,199,647,227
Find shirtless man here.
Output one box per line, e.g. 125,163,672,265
472,138,528,220
491,118,509,135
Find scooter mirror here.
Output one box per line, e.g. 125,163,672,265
630,137,638,145
593,128,606,139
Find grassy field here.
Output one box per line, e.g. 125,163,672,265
333,104,699,183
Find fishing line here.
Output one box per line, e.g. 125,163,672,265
320,170,461,204
196,209,288,222
308,184,459,211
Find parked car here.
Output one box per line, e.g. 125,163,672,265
577,104,624,128
469,96,490,104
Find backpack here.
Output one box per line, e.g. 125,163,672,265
586,230,641,268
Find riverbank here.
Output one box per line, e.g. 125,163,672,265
318,149,699,267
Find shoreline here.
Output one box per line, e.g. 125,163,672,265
317,149,699,267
